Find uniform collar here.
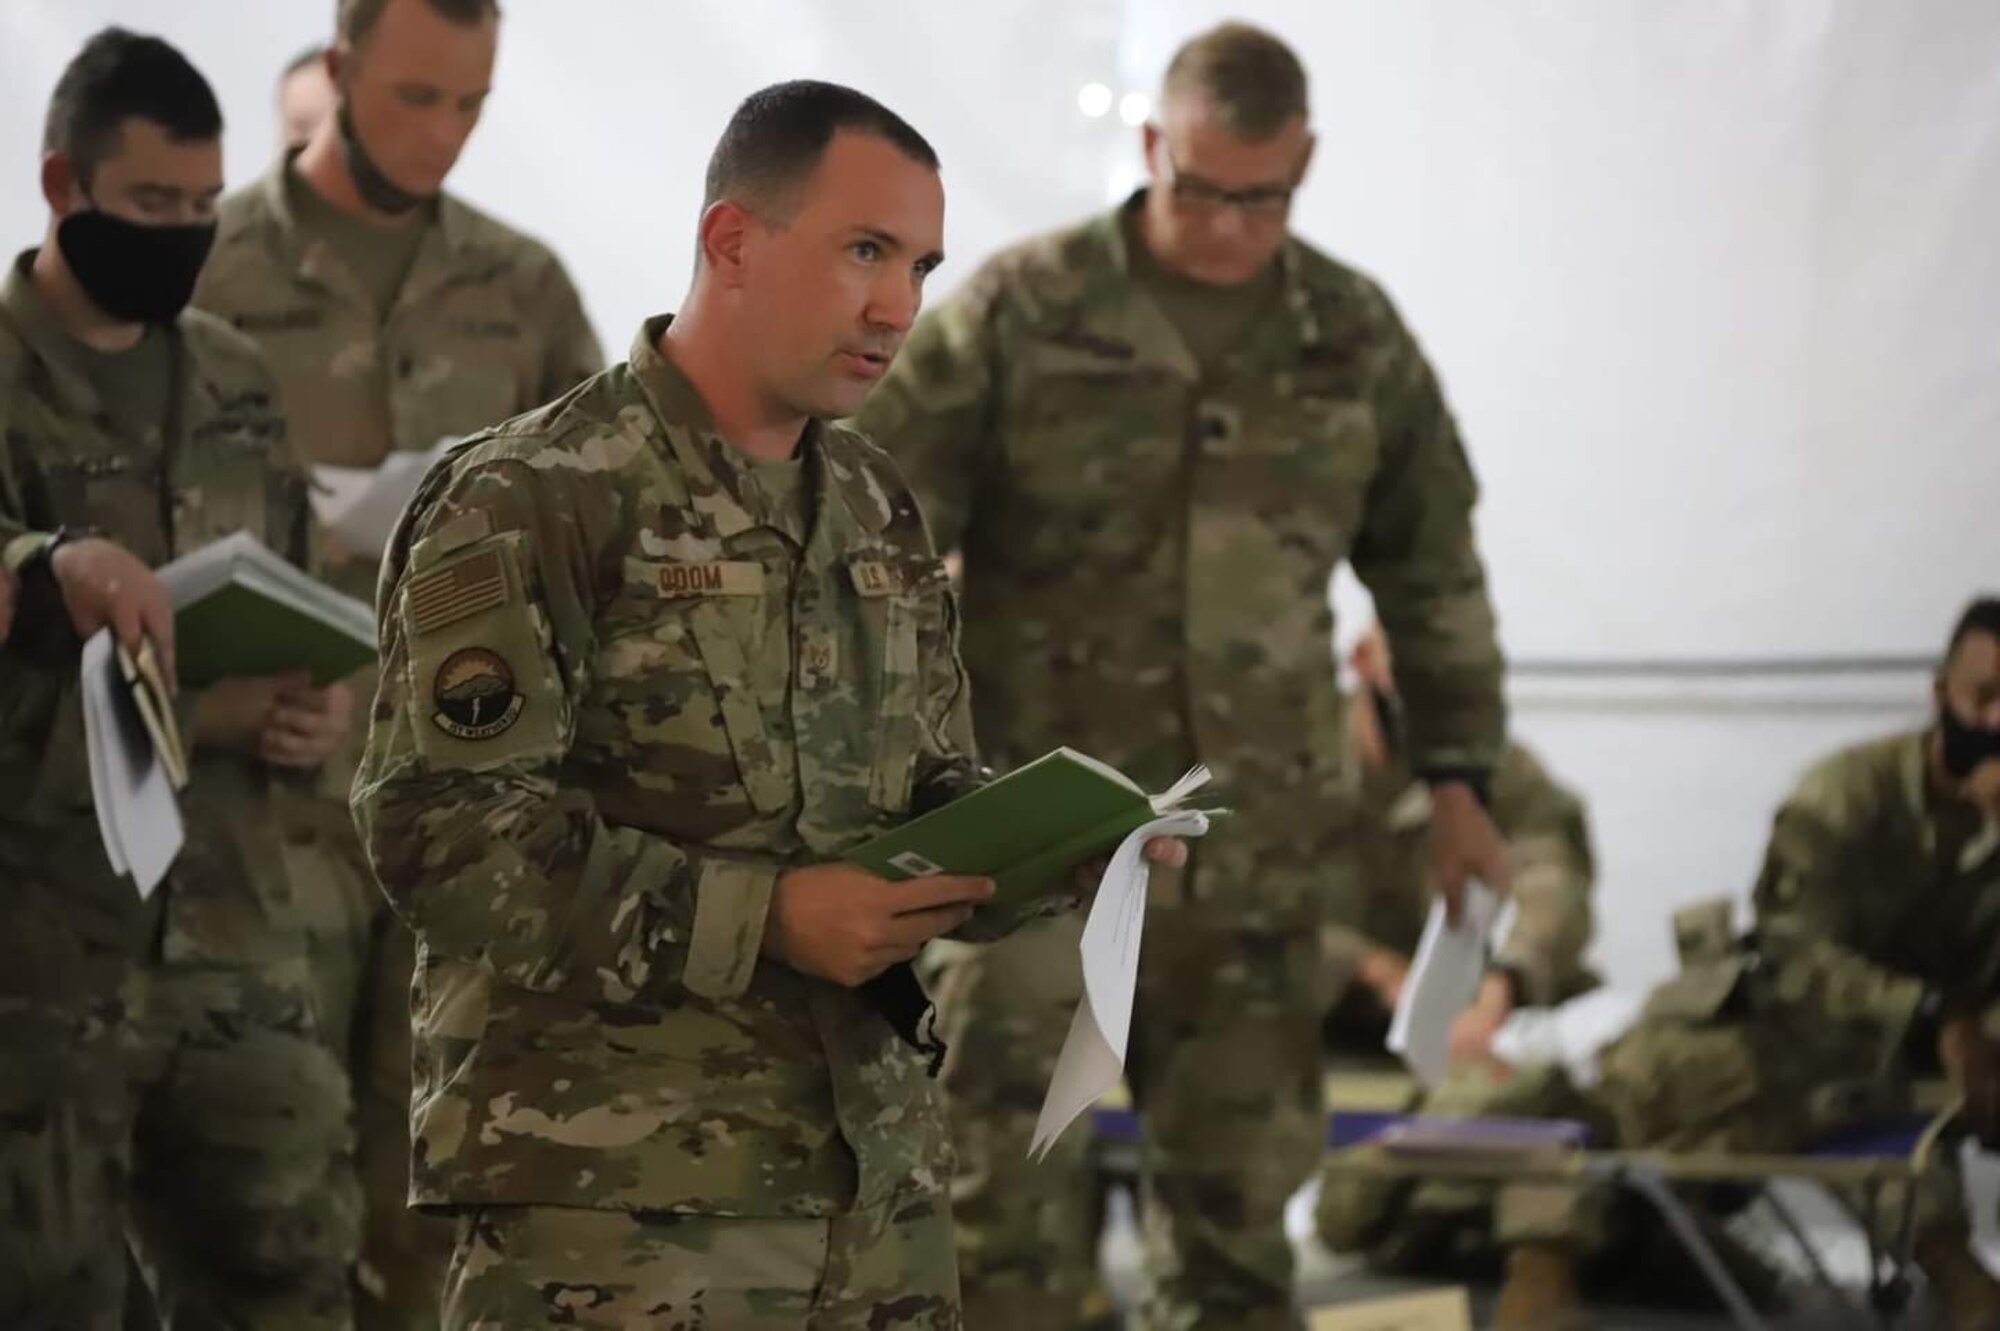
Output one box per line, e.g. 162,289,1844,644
627,316,891,545
0,249,179,421
257,150,469,304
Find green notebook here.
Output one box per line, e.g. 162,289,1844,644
846,749,1218,908
158,531,378,688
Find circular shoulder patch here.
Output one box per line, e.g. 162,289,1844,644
431,647,525,741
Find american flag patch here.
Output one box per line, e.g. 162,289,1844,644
407,549,508,636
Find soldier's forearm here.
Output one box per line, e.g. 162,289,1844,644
1366,581,1505,774
358,770,784,1007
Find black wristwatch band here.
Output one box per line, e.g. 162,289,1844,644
1420,765,1494,809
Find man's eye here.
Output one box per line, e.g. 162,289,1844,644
853,241,881,262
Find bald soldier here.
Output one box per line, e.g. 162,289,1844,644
1313,625,1600,1281
1,29,358,1327
351,81,1183,1329
857,22,1508,1331
195,2,601,1322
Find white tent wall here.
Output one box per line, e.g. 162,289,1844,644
2,1,1995,987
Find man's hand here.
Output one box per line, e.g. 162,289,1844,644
49,537,177,686
0,566,15,643
193,671,303,757
1072,836,1190,894
1449,971,1516,1065
1357,947,1410,1013
1939,1014,2000,1148
260,678,355,768
1429,781,1508,920
762,864,996,987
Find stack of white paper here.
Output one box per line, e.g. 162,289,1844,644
1385,881,1516,1086
309,437,458,560
80,630,183,898
1029,807,1215,1159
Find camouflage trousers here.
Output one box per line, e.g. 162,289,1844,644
282,786,454,1331
1317,988,1966,1259
0,910,360,1330
439,1193,959,1330
926,853,1329,1331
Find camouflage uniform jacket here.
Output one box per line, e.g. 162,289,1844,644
856,197,1504,911
1745,730,2000,1054
352,318,1028,1217
1326,738,1596,1006
0,251,309,964
195,154,601,528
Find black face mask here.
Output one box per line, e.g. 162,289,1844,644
336,100,426,215
56,208,215,325
1939,703,2000,781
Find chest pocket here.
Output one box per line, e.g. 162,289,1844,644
612,557,791,816
176,403,289,550
30,448,172,564
846,554,947,815
1002,343,1186,561
1218,380,1378,549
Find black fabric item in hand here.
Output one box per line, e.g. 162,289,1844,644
854,770,994,1076
860,962,945,1076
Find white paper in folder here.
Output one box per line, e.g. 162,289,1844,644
79,629,183,898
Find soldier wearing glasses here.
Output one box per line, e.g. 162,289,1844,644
856,21,1508,1331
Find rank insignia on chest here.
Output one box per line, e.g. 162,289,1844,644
848,560,900,597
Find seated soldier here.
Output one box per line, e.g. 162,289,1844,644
1324,623,1599,1061
1324,595,2000,1331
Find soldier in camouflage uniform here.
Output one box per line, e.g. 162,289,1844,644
1336,597,2000,1331
855,24,1509,1331
196,3,601,1322
1311,625,1597,1282
1323,624,1597,1062
0,30,359,1329
351,81,1183,1329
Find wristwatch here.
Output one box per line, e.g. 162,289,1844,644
1420,765,1494,809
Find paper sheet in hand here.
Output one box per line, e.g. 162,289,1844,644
80,630,183,898
1385,881,1506,1087
309,436,458,560
1028,808,1213,1160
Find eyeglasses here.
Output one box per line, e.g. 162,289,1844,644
1156,141,1297,219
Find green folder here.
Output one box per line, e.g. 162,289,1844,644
159,531,377,688
846,749,1218,908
